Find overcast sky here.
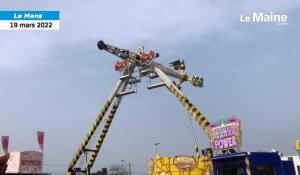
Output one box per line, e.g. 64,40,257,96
0,0,300,174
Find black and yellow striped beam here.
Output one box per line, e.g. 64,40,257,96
194,143,201,159
68,101,111,170
87,105,118,169
169,85,210,135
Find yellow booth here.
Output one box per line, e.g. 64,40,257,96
147,154,212,175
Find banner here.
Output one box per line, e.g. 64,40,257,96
1,136,9,154
37,131,44,151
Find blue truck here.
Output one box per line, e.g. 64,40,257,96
211,152,296,175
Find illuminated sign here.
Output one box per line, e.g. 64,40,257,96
173,155,196,170
6,151,43,173
296,140,300,151
208,116,242,151
19,151,43,173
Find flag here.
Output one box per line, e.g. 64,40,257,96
37,131,45,151
1,136,9,154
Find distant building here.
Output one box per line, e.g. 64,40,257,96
5,151,43,173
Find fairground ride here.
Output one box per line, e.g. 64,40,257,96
67,41,212,175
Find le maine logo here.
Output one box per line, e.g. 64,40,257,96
240,12,288,25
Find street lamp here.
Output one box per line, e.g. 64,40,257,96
121,160,131,175
154,142,160,155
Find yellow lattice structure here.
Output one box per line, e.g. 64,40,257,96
148,154,212,175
